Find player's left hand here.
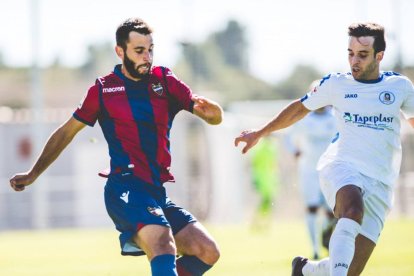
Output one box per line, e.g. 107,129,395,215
234,129,261,154
192,95,222,125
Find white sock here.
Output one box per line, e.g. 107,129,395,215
302,257,330,276
329,218,361,276
306,213,319,257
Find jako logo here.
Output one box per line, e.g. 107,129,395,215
103,86,125,93
334,263,349,269
345,93,358,98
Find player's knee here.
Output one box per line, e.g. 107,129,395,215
146,237,177,260
206,240,220,264
196,239,221,264
341,207,364,224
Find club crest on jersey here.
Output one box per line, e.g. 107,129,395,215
379,91,395,105
147,206,164,217
151,83,164,96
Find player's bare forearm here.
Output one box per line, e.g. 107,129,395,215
259,99,309,135
9,117,85,191
234,99,309,154
32,128,74,176
192,95,223,125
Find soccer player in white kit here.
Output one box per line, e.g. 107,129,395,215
234,22,414,276
285,104,337,260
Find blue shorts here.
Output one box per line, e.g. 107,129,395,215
104,174,197,256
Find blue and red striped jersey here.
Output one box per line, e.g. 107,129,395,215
73,65,194,186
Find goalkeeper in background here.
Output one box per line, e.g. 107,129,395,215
285,100,337,260
250,136,280,231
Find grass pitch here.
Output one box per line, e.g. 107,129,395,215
0,219,413,275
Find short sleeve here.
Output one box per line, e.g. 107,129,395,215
73,84,100,126
163,68,194,113
401,78,414,119
301,75,333,111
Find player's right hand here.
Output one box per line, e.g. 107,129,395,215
234,129,261,154
9,173,35,192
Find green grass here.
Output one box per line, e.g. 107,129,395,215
0,219,413,275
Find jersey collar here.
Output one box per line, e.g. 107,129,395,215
354,72,384,84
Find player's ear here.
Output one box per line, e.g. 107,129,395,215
115,46,124,59
375,51,384,62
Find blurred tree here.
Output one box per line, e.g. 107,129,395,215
81,42,118,77
180,42,211,82
212,20,248,70
274,64,322,99
0,51,6,69
174,20,276,105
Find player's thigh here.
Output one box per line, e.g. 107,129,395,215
134,224,176,260
104,176,172,256
349,234,376,276
163,199,219,262
359,176,391,244
174,221,220,263
319,161,365,212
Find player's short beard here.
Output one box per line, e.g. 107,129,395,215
123,53,151,80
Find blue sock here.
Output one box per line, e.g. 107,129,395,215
150,254,177,276
176,255,212,276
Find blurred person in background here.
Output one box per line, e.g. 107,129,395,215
250,136,280,231
284,93,337,260
235,22,414,276
9,17,222,276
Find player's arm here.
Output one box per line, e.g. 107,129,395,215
234,99,310,154
192,95,223,125
9,116,86,191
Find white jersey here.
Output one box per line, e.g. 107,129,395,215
301,72,414,187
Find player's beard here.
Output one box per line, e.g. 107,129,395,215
352,59,378,81
123,53,151,80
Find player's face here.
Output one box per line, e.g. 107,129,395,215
117,31,153,80
348,36,383,81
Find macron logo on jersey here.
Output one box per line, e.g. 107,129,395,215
103,86,125,93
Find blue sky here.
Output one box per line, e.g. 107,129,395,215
1,0,413,83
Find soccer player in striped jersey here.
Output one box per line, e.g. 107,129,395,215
235,22,414,276
10,18,222,276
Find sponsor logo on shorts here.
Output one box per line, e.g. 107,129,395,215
147,207,164,217
120,191,129,203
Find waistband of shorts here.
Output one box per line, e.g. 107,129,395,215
108,173,166,196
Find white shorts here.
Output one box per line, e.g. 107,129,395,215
319,161,393,244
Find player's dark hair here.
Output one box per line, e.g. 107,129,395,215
116,18,153,50
348,22,386,55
